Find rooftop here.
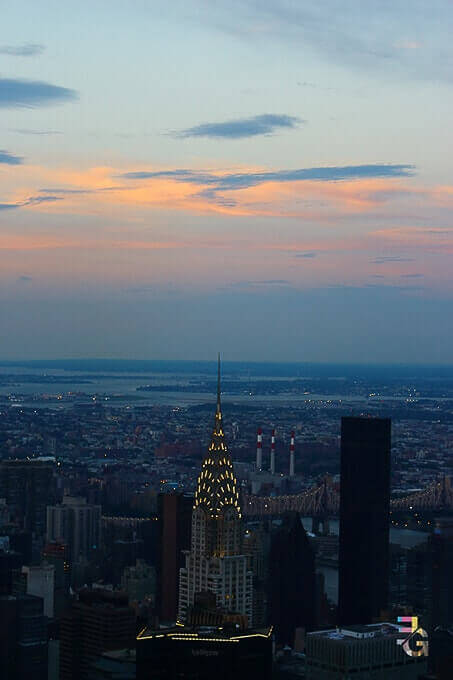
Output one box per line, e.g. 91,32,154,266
137,623,273,643
309,623,400,642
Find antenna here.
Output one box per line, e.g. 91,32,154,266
217,352,221,412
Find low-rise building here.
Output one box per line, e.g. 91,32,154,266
306,623,428,679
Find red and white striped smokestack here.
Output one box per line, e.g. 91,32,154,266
256,427,263,471
289,430,295,477
270,429,276,474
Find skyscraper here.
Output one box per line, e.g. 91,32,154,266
0,594,48,680
430,517,453,629
338,416,391,625
158,491,192,622
268,512,316,644
59,588,136,680
0,460,55,537
178,357,253,624
46,496,101,564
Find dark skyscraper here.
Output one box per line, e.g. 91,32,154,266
268,512,316,644
157,491,192,622
338,416,391,625
0,594,48,680
430,517,453,629
0,460,55,537
59,588,136,680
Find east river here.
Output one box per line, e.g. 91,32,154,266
301,518,428,605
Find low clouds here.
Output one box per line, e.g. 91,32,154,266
0,43,45,57
0,149,23,165
39,188,92,195
0,195,63,211
12,129,62,136
371,256,415,264
120,164,414,199
0,78,77,108
225,280,291,291
175,114,302,139
295,251,317,258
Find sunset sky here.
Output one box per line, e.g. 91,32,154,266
1,1,453,362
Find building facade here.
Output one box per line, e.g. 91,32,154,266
12,563,55,618
268,512,316,644
158,491,192,622
46,496,101,564
178,359,253,624
136,624,272,680
0,594,48,680
429,517,453,630
338,416,391,625
0,460,55,537
306,623,428,679
59,588,136,680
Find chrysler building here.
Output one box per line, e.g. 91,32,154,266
178,356,253,624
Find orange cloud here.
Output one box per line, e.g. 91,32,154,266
2,162,453,231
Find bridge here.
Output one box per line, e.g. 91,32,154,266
243,475,453,519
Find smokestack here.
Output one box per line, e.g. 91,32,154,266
289,430,295,477
270,429,276,474
256,428,263,471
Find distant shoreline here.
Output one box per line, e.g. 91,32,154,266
1,358,453,380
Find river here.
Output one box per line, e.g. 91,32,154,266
301,518,428,605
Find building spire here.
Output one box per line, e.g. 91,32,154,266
193,353,242,519
216,352,221,416
213,352,222,435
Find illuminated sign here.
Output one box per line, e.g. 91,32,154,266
396,616,429,657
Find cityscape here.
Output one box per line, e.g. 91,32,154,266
2,1,453,679
1,358,453,678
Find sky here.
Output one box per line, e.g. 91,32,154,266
1,1,453,363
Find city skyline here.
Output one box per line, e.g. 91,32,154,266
1,2,453,362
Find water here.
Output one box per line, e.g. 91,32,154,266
301,518,428,605
0,366,383,408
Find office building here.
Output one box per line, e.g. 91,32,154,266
110,538,144,585
178,358,253,624
136,624,273,680
243,522,270,626
338,417,391,625
0,538,23,595
158,490,192,621
89,648,136,680
0,459,55,537
8,530,33,565
0,593,48,680
101,515,159,570
43,542,71,617
306,623,428,679
59,588,136,680
268,512,316,644
46,496,101,564
429,626,453,680
429,517,453,629
12,563,55,618
122,559,156,605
